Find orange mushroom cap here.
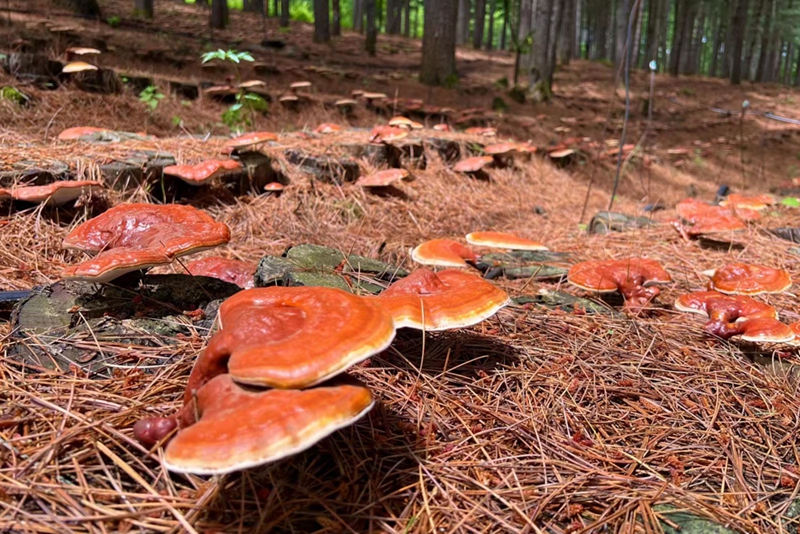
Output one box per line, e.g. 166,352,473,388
790,321,800,345
466,231,548,251
185,256,256,289
483,142,521,156
225,131,278,149
57,126,107,140
185,286,395,393
568,258,671,310
163,374,374,475
356,168,410,187
62,61,98,73
388,116,414,128
9,180,103,206
163,159,242,185
0,188,11,201
62,203,231,283
264,182,285,192
719,193,774,211
453,156,494,173
369,125,408,143
732,317,795,343
370,268,510,330
465,127,497,137
411,238,479,268
704,262,792,295
314,123,342,134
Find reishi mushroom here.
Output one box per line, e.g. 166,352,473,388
163,159,242,186
185,256,256,289
452,156,494,175
719,193,774,211
355,168,410,188
567,258,672,311
138,374,375,475
61,203,231,283
674,291,793,342
466,231,548,251
411,239,479,268
184,286,396,393
703,262,792,295
370,268,510,330
8,180,103,206
224,131,278,151
57,126,107,140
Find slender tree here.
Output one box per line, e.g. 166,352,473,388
366,0,377,55
731,0,749,84
135,0,153,18
456,0,470,45
420,0,459,85
527,0,554,99
474,0,486,48
280,0,290,26
313,0,330,42
211,0,229,28
332,0,341,36
486,0,496,50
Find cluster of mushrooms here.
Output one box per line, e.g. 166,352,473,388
59,203,510,475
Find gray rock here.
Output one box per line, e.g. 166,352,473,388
513,290,616,315
284,149,359,184
477,250,570,281
589,211,655,234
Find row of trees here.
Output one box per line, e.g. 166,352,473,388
59,1,800,93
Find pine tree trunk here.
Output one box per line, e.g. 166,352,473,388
135,0,154,18
755,0,774,81
354,0,364,32
518,0,532,42
744,0,766,81
332,0,341,36
280,0,290,26
420,0,459,85
486,0,496,49
630,0,643,69
547,0,563,76
366,0,377,54
709,3,724,77
615,0,631,69
404,0,411,36
730,0,749,84
526,0,554,99
313,0,330,42
457,0,470,45
668,0,685,76
474,0,486,48
593,0,609,60
681,2,701,74
575,0,582,59
558,0,575,64
211,0,228,28
500,0,508,49
783,43,793,84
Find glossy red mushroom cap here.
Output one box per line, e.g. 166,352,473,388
163,159,242,185
371,268,510,330
186,257,256,289
356,169,410,187
704,262,791,295
568,258,671,310
9,181,103,206
411,239,479,268
466,231,548,251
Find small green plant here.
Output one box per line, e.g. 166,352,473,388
680,87,696,97
0,86,28,106
199,49,266,131
139,85,165,112
172,115,182,127
443,73,459,89
781,197,800,208
279,26,291,34
494,77,509,88
201,49,254,65
106,16,121,27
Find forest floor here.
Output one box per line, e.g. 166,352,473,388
3,1,800,533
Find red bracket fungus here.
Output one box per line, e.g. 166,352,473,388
314,123,343,134
61,203,231,283
356,168,410,188
674,291,793,342
138,374,374,475
163,159,242,186
567,258,671,311
224,131,278,151
452,156,494,175
411,238,478,268
370,268,510,330
57,126,107,140
369,125,408,144
674,198,758,237
719,193,774,211
185,286,395,393
185,257,256,289
466,231,548,251
703,262,791,295
8,181,103,206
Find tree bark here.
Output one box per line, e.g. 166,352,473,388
474,0,486,48
243,0,264,12
135,0,154,18
486,0,496,50
558,0,576,64
526,0,554,98
709,3,724,77
211,0,229,28
420,0,459,85
668,0,685,76
615,0,631,69
518,0,532,42
500,0,508,49
755,0,774,81
744,0,766,81
365,0,377,54
280,0,290,26
353,0,364,32
332,0,341,36
404,0,411,36
457,0,470,44
730,0,749,84
313,0,330,42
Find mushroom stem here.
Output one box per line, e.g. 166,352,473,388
704,319,746,340
617,280,660,311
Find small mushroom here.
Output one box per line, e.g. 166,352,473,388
225,131,278,151
163,159,242,186
703,262,791,295
9,181,103,206
568,258,671,311
356,168,410,188
65,47,101,61
143,374,375,475
719,193,774,211
239,79,266,89
464,127,497,137
369,125,408,143
466,231,548,251
314,123,343,134
370,268,510,330
290,81,312,93
57,126,107,140
674,291,793,342
185,257,256,289
264,182,286,193
184,286,396,393
388,116,414,129
62,61,98,73
411,238,478,268
334,98,358,114
452,156,494,180
61,203,231,283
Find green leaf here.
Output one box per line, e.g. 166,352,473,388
230,103,243,111
781,197,800,207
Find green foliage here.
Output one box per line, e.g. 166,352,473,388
201,49,254,64
106,16,121,27
222,92,269,131
781,197,800,208
172,115,182,127
491,96,507,112
139,85,165,112
443,73,459,89
494,77,509,88
0,86,29,106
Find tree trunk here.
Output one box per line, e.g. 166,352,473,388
280,0,290,26
668,0,685,76
474,0,486,48
547,0,563,78
404,0,411,36
420,0,459,85
500,0,508,49
784,43,793,84
755,0,774,81
135,0,153,18
682,2,701,74
709,3,724,77
366,0,377,55
526,0,554,99
730,0,749,84
615,0,631,69
486,0,496,50
457,0,470,44
591,0,609,60
631,0,643,69
354,0,364,32
575,0,582,59
211,0,229,29
332,0,341,36
313,0,330,42
243,0,264,12
744,0,766,81
558,0,576,64
518,0,532,42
